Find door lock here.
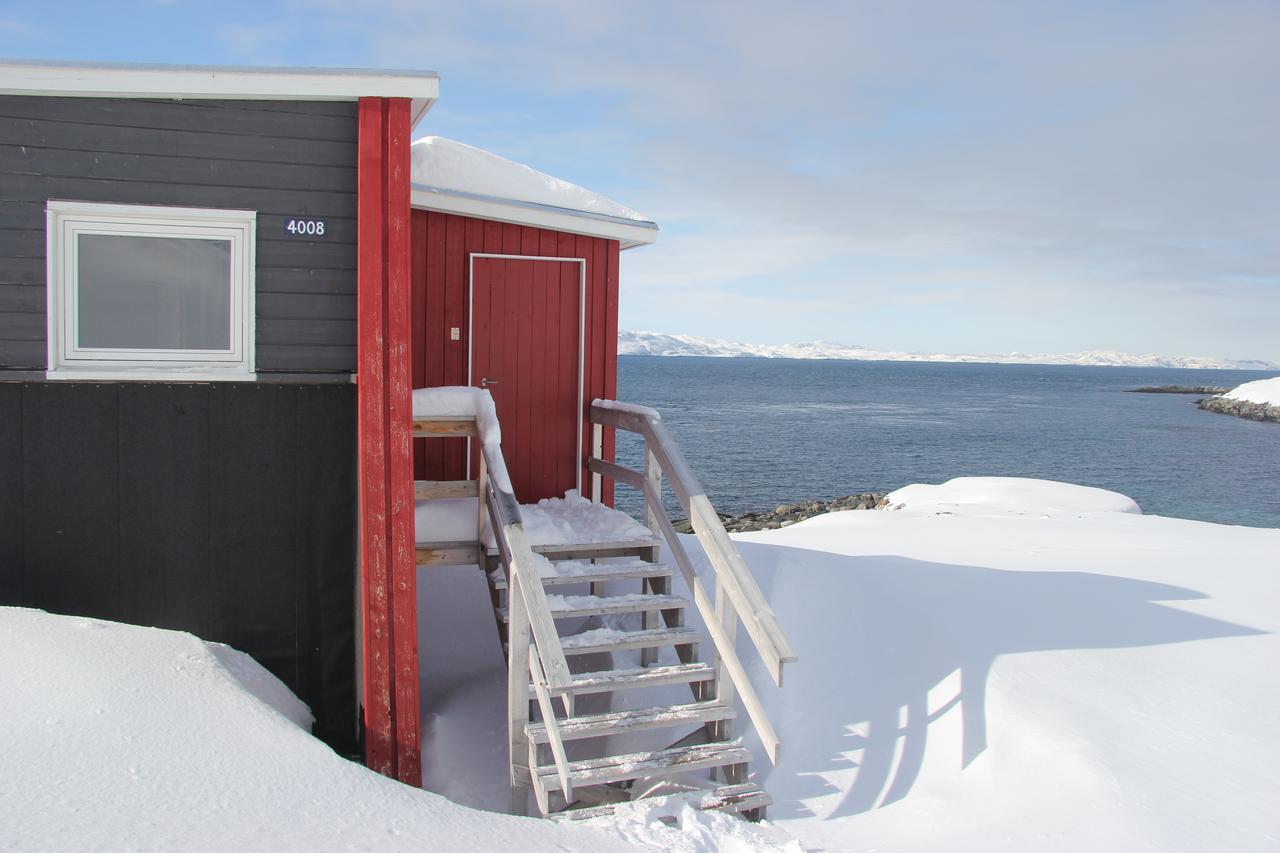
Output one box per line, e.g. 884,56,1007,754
481,377,499,388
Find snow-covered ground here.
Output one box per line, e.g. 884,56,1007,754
619,330,1278,369
419,476,1280,851
1223,376,1280,405
731,477,1280,851
6,476,1278,851
0,608,790,852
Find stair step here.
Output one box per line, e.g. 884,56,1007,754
549,782,772,821
499,593,686,622
532,538,662,561
530,662,716,697
489,558,674,591
535,739,749,792
559,626,702,656
526,701,735,743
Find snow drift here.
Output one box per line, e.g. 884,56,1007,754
883,476,1143,516
0,609,789,852
718,478,1280,851
6,474,1279,852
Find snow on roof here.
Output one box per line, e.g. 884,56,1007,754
409,137,658,248
0,59,440,126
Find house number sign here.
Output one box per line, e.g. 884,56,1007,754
283,218,328,238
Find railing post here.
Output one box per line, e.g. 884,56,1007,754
507,572,532,809
477,450,488,542
591,422,603,504
643,440,662,537
641,439,666,668
710,574,742,781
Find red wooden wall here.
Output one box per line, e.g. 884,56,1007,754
409,209,619,504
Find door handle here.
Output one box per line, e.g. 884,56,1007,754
481,377,499,388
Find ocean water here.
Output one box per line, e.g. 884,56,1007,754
612,357,1280,529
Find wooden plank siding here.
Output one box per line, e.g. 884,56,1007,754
0,95,358,375
409,209,621,504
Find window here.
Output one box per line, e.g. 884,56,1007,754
46,201,256,380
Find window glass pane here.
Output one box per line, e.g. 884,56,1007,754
76,234,232,350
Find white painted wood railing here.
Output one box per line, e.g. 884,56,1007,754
588,399,798,764
477,439,575,804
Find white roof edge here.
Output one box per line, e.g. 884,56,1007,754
410,184,659,249
0,59,440,127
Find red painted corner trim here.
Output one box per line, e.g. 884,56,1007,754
383,96,421,786
357,96,419,786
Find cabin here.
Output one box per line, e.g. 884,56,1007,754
0,59,795,819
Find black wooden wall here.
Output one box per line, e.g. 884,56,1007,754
0,95,358,374
0,382,357,749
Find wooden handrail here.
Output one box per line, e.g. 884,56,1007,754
589,400,798,686
414,408,574,805
480,441,573,693
474,429,574,806
588,454,784,763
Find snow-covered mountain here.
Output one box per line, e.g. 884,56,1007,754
618,331,1277,370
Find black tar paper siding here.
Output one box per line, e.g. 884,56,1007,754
0,382,358,750
0,96,358,374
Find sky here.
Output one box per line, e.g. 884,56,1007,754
3,1,1278,361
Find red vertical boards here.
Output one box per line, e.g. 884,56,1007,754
357,96,420,787
470,255,581,502
405,211,623,504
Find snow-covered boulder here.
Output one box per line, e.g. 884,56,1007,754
883,476,1142,517
1199,376,1280,422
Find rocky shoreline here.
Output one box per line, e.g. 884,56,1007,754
674,492,889,533
1129,385,1228,394
1198,396,1280,423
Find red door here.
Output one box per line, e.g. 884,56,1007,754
470,255,583,503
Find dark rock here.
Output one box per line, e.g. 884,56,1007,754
673,491,893,534
1129,385,1230,394
1198,396,1280,423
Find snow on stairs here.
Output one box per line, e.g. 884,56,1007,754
547,782,772,822
526,662,716,697
499,592,687,622
536,740,750,793
525,702,735,743
483,498,769,821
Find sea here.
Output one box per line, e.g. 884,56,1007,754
612,356,1280,529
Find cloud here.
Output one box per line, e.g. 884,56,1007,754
319,0,1280,358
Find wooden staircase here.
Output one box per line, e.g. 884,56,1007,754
413,395,796,820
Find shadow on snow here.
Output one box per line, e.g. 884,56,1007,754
732,541,1266,821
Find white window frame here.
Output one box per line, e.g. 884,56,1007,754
46,200,257,381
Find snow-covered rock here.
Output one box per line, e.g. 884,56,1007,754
1198,376,1280,423
1223,376,1280,406
410,137,652,223
618,330,1278,370
883,476,1143,517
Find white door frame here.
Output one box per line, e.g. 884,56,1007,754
467,253,588,495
